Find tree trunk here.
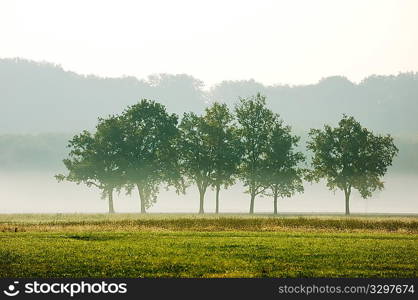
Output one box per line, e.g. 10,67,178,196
249,192,255,214
108,188,115,214
198,185,205,214
273,190,278,215
215,184,220,214
344,187,351,216
137,184,146,214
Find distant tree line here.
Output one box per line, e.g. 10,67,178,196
2,58,418,136
56,94,398,215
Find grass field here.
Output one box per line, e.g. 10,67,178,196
0,214,417,277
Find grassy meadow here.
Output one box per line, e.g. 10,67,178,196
0,214,417,278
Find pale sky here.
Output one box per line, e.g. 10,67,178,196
1,0,418,87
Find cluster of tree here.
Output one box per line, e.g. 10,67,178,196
57,94,398,215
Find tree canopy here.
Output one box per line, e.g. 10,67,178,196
203,102,241,213
121,99,182,213
307,115,398,215
264,121,305,214
235,93,277,214
178,112,213,214
56,97,400,215
56,116,126,213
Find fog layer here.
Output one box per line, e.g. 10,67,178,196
1,172,416,214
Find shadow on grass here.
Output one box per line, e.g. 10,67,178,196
64,234,123,242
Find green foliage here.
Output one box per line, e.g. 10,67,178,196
307,115,399,214
264,121,305,213
235,93,278,213
178,112,213,213
203,103,241,213
121,99,182,212
57,99,182,213
55,97,401,215
178,102,241,213
204,103,241,188
178,102,242,213
56,116,126,213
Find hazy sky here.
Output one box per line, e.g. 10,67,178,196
1,0,418,86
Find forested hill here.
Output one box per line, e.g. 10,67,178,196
210,75,418,136
1,58,418,136
0,58,207,134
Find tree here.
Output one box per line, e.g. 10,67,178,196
178,113,213,214
264,122,305,215
204,103,241,214
235,93,277,214
56,116,126,213
121,99,181,213
307,115,398,215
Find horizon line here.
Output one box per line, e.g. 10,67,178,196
2,56,418,89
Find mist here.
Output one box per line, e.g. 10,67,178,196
1,171,416,214
0,60,417,215
2,1,418,284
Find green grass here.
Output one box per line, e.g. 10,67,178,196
0,214,417,277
